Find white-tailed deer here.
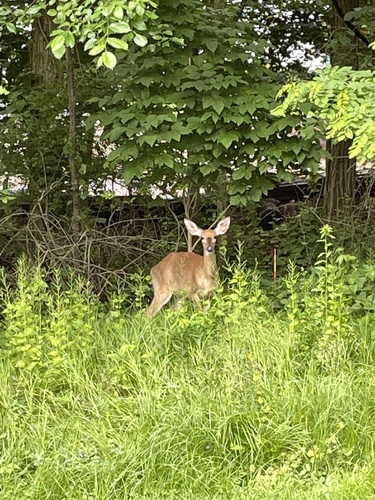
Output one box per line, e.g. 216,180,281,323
146,217,231,317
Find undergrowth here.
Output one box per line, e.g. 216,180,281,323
1,227,375,498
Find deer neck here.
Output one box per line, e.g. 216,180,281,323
203,250,217,280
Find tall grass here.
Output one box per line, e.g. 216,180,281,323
1,232,375,498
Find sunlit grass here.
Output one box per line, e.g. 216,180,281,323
1,252,375,498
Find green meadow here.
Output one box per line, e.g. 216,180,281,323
1,231,375,499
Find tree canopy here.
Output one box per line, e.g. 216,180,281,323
0,0,374,260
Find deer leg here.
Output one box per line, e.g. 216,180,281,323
172,294,184,311
202,291,213,312
146,291,173,317
202,299,211,312
191,293,203,311
192,292,212,312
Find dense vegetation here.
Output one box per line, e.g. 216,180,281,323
2,230,375,497
0,0,373,278
0,0,375,497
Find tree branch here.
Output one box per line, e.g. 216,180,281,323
331,0,371,48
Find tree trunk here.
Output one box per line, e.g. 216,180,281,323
28,11,59,243
324,0,363,221
29,12,58,85
65,47,81,239
324,140,356,221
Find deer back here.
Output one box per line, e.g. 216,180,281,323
150,251,215,297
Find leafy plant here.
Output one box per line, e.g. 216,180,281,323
0,0,158,69
274,65,375,164
90,0,324,206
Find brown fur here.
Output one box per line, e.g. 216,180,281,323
146,218,230,316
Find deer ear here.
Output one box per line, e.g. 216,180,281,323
184,219,203,237
215,216,231,235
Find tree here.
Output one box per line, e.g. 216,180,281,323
324,0,362,221
275,66,375,165
90,0,324,211
275,1,375,221
0,0,158,232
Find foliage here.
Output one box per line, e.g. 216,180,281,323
1,249,375,496
0,68,108,208
343,3,375,55
284,224,375,375
0,0,372,275
226,202,324,293
0,259,97,374
0,0,158,70
247,0,330,72
90,0,324,206
274,65,375,164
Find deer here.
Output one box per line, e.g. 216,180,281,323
146,217,231,317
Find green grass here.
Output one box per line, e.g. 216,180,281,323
2,253,375,498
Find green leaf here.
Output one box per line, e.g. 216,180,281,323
113,6,124,20
275,116,299,131
200,164,217,176
256,124,270,139
299,102,312,114
107,38,129,51
212,100,225,115
0,7,11,15
145,115,160,128
248,189,262,202
248,130,260,143
6,22,16,34
65,31,75,48
291,143,302,155
160,154,174,168
102,5,113,17
258,161,269,174
217,132,239,149
15,99,26,112
108,147,124,162
84,38,97,51
297,152,306,163
134,33,148,47
202,97,213,110
170,130,181,142
89,43,106,56
122,164,142,184
109,22,131,34
206,40,219,53
50,34,65,51
98,51,118,69
28,5,43,15
171,123,192,135
109,126,126,141
133,20,147,31
138,77,153,87
52,45,66,59
232,166,245,180
140,134,158,147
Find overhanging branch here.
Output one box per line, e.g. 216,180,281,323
331,0,371,48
